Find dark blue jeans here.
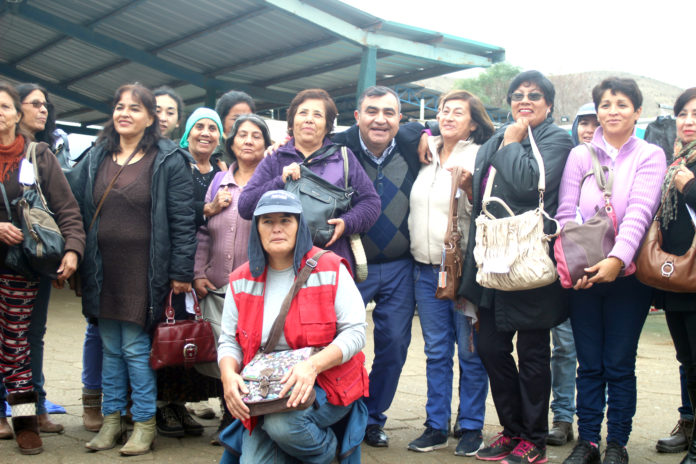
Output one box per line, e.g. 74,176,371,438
356,258,415,427
82,322,103,390
0,276,51,416
570,275,651,446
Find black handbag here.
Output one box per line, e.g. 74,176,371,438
1,142,65,279
284,145,353,247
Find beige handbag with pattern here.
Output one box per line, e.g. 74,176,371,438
473,126,560,291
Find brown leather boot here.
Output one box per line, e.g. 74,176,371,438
38,412,64,433
0,416,13,439
7,391,43,455
82,390,103,432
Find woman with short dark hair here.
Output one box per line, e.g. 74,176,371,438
238,89,380,272
458,70,574,463
557,77,666,464
71,83,196,456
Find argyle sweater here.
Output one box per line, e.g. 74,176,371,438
332,123,422,263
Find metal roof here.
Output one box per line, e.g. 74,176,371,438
0,0,505,129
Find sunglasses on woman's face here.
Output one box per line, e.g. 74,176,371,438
510,92,544,102
23,100,51,110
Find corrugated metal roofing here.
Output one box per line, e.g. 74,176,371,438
0,0,504,128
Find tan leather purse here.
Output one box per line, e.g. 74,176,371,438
436,167,464,300
635,209,696,293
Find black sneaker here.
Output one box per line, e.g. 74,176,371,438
407,427,448,452
171,403,204,436
603,442,628,464
563,440,600,464
156,405,184,437
476,433,519,460
455,429,483,456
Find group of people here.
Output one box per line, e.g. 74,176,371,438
0,69,693,464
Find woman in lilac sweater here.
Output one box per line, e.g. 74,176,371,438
238,89,380,272
557,78,666,464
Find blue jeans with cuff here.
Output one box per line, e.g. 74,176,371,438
99,318,155,422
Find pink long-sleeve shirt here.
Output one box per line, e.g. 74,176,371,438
556,128,666,273
193,164,252,288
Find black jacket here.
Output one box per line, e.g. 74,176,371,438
69,138,197,331
458,117,573,331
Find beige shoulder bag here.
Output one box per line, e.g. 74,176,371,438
473,126,560,291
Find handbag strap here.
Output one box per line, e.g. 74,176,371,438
23,142,53,214
0,182,12,223
582,143,614,204
445,166,463,243
301,144,341,166
163,289,201,324
88,147,139,231
341,146,349,190
262,250,328,353
482,125,547,218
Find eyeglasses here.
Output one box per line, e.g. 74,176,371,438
510,92,544,102
22,100,50,110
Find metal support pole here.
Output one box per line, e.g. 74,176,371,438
356,46,377,107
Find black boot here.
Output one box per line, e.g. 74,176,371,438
681,383,696,464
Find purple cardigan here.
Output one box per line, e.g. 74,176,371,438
238,137,380,272
556,127,666,272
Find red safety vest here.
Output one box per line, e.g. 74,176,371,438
230,247,369,431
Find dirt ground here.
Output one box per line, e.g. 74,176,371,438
0,289,684,463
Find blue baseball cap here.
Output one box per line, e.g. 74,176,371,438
253,190,302,216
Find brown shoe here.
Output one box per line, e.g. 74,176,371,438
0,417,13,439
656,419,693,453
7,391,43,455
82,391,103,432
13,416,43,455
38,412,64,434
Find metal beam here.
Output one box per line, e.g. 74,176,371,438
252,51,390,88
7,0,149,66
9,2,293,103
327,64,457,101
61,6,271,87
263,0,494,67
356,46,377,104
0,64,111,114
208,37,338,76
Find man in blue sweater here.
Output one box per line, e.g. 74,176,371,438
332,86,423,448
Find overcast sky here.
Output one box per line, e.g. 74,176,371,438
342,0,693,89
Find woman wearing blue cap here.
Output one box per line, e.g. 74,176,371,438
218,189,369,463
